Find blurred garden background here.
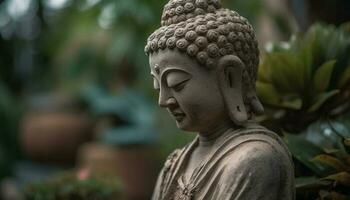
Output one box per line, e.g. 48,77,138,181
0,0,349,199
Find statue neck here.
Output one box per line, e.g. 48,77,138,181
198,120,239,146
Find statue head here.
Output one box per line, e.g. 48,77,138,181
145,0,264,132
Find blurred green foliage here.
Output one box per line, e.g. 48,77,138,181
0,0,168,181
0,0,166,94
257,23,350,133
257,23,350,199
285,118,350,199
24,171,121,200
0,0,268,93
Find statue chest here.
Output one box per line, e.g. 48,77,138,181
163,148,213,200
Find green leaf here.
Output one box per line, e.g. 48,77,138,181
257,59,272,83
283,133,330,175
345,138,350,146
330,192,350,200
319,190,350,200
312,154,350,172
323,148,340,155
324,172,350,186
280,97,302,110
308,90,339,112
313,60,337,92
295,176,331,190
256,82,303,110
267,52,305,93
300,44,313,85
340,22,350,34
256,82,280,106
338,65,350,88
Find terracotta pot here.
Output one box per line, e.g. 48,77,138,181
77,143,159,200
20,111,91,164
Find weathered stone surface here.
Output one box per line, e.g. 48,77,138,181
145,0,295,199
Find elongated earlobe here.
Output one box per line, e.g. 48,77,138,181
217,55,248,125
244,71,264,115
250,93,264,115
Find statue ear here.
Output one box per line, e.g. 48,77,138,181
217,55,248,125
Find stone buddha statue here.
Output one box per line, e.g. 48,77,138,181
145,0,295,199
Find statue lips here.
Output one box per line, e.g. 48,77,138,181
170,110,186,122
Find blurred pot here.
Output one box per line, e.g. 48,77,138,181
20,94,91,164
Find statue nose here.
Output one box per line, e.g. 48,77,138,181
158,93,177,108
166,97,177,107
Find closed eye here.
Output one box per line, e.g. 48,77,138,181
171,79,189,92
165,70,192,92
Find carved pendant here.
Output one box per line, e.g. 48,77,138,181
174,185,194,200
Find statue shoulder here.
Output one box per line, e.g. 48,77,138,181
215,127,291,172
210,140,294,200
214,132,295,200
220,129,294,183
223,126,292,161
231,139,280,165
222,140,283,184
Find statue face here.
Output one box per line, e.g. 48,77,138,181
149,49,229,132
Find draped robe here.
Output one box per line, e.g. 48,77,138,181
152,125,295,200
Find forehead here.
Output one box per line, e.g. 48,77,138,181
149,49,201,76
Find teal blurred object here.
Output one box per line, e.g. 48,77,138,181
92,89,155,128
81,85,158,146
101,127,156,146
304,119,350,151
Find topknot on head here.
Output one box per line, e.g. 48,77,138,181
145,0,260,84
161,0,222,26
